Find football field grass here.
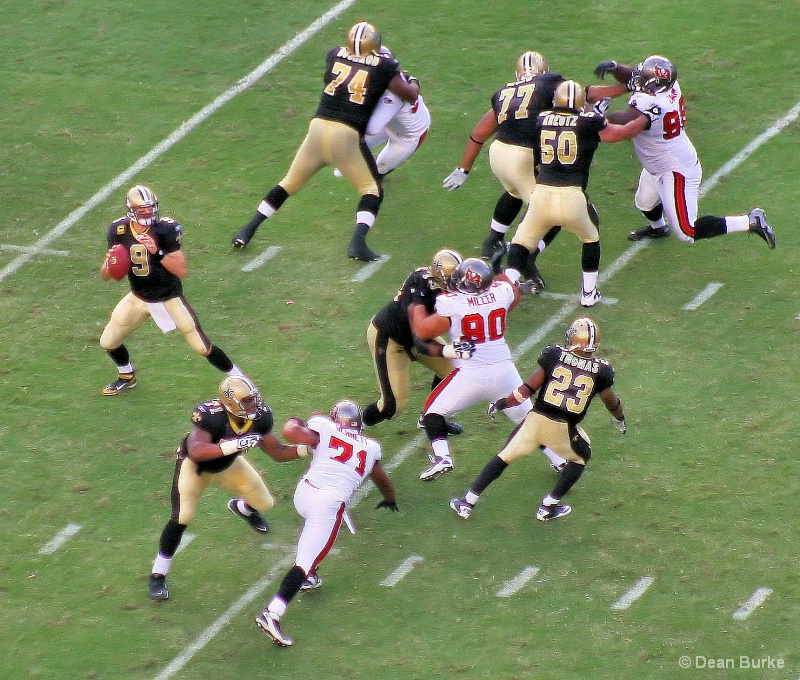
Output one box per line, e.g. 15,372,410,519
2,1,799,678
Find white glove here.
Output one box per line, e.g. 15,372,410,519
593,97,611,116
610,416,627,434
219,433,263,455
443,340,475,360
443,167,468,191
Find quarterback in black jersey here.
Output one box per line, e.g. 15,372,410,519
362,249,466,429
147,376,308,601
99,185,245,396
449,317,626,523
232,21,420,261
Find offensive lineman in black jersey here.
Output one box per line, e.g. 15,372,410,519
363,249,470,432
449,317,626,523
99,185,245,395
232,21,420,261
148,376,309,601
442,52,626,290
504,81,641,307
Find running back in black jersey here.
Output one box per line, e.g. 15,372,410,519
535,110,607,190
107,216,183,302
315,47,401,135
181,399,275,473
492,72,565,148
372,267,441,348
532,344,615,425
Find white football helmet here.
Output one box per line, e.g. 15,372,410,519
516,51,548,81
218,376,263,420
330,400,363,431
565,316,600,354
126,185,159,227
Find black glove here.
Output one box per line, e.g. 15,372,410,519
375,499,399,512
594,60,618,79
487,397,509,419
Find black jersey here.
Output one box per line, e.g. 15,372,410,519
373,267,441,348
534,109,606,190
106,217,183,302
493,72,565,148
533,344,615,426
315,47,401,134
180,398,275,474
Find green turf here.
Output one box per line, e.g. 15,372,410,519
1,0,798,678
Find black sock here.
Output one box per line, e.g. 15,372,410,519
471,455,509,496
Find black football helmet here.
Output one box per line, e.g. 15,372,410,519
565,316,600,354
454,257,493,295
430,248,463,291
347,21,381,57
126,185,159,227
516,51,548,81
218,376,263,420
330,400,363,431
632,55,677,95
553,80,586,111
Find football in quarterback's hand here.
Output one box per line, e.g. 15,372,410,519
107,244,131,280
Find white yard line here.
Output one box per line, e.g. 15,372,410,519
380,555,424,587
497,566,540,598
683,283,723,310
241,246,283,272
732,586,773,621
38,523,83,555
611,576,655,611
351,254,391,282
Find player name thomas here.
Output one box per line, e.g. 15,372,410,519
558,350,601,373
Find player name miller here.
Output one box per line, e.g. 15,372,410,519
468,292,497,306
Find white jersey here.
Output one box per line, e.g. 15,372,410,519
367,91,431,138
434,279,516,367
301,415,382,504
627,81,698,175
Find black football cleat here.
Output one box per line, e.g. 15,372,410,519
231,224,258,248
148,574,169,601
102,372,137,396
347,237,381,262
480,233,505,260
628,224,670,241
748,208,775,249
227,499,270,534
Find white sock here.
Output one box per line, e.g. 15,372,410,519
431,439,451,460
541,446,567,467
582,271,599,293
152,553,171,576
257,200,276,218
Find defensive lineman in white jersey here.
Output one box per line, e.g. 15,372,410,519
415,258,566,481
594,55,775,247
255,400,397,647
